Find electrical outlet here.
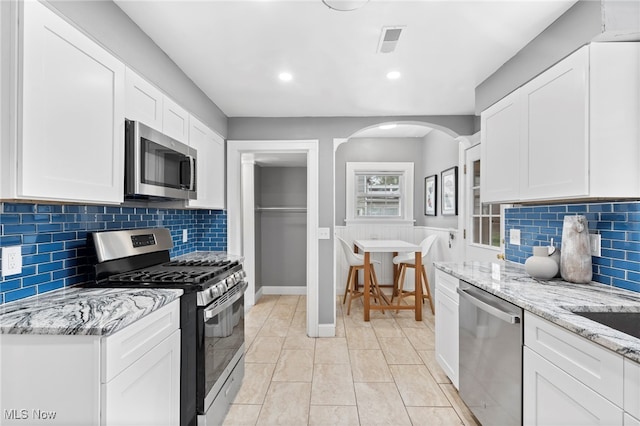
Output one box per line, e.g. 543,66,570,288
2,246,23,277
589,234,602,257
509,229,521,246
182,229,188,243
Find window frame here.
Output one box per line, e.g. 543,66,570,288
345,162,414,225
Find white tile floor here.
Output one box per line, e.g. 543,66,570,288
223,293,479,425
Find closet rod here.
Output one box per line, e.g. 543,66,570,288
255,206,307,212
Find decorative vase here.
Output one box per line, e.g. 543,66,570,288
560,215,592,283
525,246,559,280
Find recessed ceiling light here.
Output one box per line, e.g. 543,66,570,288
386,71,401,80
379,124,397,130
278,72,293,82
322,0,369,12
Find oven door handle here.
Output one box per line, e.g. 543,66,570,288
457,287,521,324
204,281,248,320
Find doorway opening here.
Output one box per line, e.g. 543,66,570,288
227,140,320,337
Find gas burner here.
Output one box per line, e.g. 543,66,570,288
164,259,235,268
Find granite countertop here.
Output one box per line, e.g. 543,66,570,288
0,287,182,336
173,251,244,263
435,261,640,363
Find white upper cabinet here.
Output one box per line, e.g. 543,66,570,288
519,47,589,200
481,43,640,203
188,116,225,209
19,0,125,204
162,96,189,143
124,68,164,131
125,68,189,143
481,91,521,203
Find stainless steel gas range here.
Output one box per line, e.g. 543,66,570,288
86,228,247,426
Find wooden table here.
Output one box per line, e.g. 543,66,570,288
353,239,422,321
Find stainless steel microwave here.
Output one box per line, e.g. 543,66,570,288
125,120,197,200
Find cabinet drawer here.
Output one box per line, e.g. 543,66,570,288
435,269,458,302
102,300,180,382
524,347,623,425
625,358,640,419
525,312,623,406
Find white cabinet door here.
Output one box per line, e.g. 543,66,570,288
434,270,459,388
480,90,520,203
519,46,589,200
434,287,458,388
523,347,623,426
20,1,124,204
162,96,189,143
125,68,163,130
625,358,640,420
102,330,181,426
188,116,225,209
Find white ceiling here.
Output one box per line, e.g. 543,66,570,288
115,0,576,118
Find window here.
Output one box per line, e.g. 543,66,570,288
346,162,413,224
470,158,501,247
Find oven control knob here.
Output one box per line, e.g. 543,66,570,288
219,282,228,293
209,287,218,300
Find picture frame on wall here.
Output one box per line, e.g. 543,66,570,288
424,175,437,216
441,166,458,216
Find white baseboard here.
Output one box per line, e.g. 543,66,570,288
317,323,336,337
261,286,307,295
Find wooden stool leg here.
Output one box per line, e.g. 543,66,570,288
370,266,385,314
395,264,407,312
346,266,358,316
343,266,353,304
421,266,435,314
391,265,400,304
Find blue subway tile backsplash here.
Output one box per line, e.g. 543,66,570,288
0,202,227,305
505,201,640,293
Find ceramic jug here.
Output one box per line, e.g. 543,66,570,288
525,246,558,280
560,215,592,283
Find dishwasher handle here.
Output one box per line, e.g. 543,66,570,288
457,287,521,324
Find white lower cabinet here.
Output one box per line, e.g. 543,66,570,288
0,300,180,426
102,330,180,426
523,312,632,426
434,269,459,388
524,347,623,425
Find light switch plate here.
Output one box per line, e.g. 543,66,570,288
509,229,521,246
318,228,330,240
2,246,22,277
182,229,188,243
589,234,601,257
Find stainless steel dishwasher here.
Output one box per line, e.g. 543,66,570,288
458,281,523,426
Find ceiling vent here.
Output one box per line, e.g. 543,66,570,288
377,26,404,53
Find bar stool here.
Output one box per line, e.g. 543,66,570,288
391,235,437,314
337,236,385,315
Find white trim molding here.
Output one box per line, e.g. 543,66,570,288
227,139,320,337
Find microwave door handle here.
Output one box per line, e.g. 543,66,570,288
190,156,196,191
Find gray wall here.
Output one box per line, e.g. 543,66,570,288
46,0,228,136
475,0,602,113
335,137,424,225
421,130,459,229
258,167,307,288
227,115,474,324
